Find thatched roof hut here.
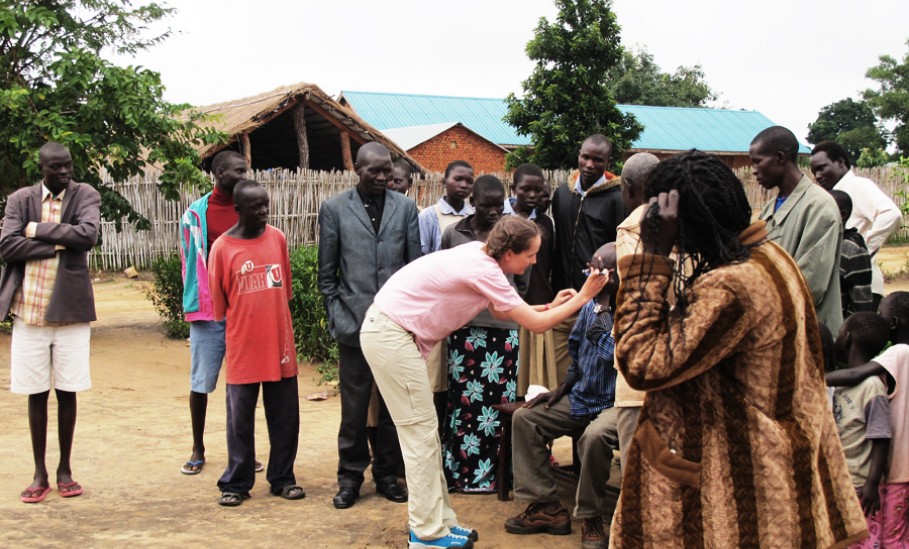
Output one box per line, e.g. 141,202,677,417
189,82,420,171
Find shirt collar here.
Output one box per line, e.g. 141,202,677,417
438,197,472,216
505,196,537,220
356,185,384,205
42,183,66,201
574,173,606,197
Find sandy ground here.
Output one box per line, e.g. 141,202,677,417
6,243,908,548
0,276,596,548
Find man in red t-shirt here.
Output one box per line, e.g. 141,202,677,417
208,180,303,506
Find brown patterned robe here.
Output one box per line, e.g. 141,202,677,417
610,222,866,548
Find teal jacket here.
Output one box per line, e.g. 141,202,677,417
180,193,216,321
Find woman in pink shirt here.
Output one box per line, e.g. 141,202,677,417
361,215,608,549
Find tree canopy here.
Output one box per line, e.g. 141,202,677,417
504,0,641,169
605,47,716,108
806,98,887,165
864,39,909,157
0,1,225,230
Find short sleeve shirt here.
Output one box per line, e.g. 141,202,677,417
373,241,524,358
873,344,909,483
832,376,892,486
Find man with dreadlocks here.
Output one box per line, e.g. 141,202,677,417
752,126,844,333
609,150,867,547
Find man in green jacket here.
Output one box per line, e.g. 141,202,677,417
751,126,843,333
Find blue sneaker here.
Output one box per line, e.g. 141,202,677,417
449,525,479,542
408,529,474,549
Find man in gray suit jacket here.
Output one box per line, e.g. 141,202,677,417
0,142,100,503
318,142,421,509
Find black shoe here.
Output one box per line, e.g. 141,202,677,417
333,486,359,509
376,480,408,503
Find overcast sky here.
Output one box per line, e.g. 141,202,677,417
119,0,909,143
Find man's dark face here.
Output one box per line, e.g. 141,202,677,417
749,141,786,191
387,165,412,194
216,157,249,194
809,151,848,191
473,191,505,229
356,152,393,197
513,175,545,212
578,141,611,188
40,149,73,195
236,186,270,231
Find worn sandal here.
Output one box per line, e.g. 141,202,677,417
58,481,83,498
218,492,249,507
276,484,305,500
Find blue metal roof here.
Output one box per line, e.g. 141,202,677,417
340,91,526,146
339,91,810,154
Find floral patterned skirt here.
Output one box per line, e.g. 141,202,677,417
442,325,519,493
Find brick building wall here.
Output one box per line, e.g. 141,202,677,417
407,125,507,174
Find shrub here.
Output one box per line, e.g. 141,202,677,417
289,246,339,384
147,254,190,339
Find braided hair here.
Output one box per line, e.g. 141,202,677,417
642,150,756,312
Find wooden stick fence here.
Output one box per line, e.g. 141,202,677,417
90,165,908,271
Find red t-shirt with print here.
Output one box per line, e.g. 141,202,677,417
208,225,298,383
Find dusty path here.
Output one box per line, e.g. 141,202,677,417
0,277,583,548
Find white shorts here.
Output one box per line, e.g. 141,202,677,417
10,319,91,395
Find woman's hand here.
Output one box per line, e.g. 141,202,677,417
578,268,609,300
642,190,680,256
549,289,577,308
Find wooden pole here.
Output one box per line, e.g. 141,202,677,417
340,131,354,171
239,133,252,168
292,102,310,169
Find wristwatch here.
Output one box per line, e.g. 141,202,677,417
593,303,608,315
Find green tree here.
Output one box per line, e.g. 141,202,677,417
807,98,888,164
605,47,716,107
864,39,909,156
0,1,225,230
504,0,641,169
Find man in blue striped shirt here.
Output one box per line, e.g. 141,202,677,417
505,243,619,549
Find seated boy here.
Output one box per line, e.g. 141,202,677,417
829,312,892,544
831,190,873,317
827,292,909,546
505,243,619,549
208,180,304,506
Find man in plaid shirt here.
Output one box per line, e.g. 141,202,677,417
0,142,100,504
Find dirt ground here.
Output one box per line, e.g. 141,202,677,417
0,276,591,548
5,244,908,548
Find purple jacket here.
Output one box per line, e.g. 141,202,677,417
0,181,101,323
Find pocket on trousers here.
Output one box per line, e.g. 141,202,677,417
403,381,434,424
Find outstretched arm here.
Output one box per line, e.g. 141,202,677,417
825,361,887,387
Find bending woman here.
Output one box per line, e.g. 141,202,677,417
360,215,608,549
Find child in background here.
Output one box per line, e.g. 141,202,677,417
831,190,874,317
439,175,516,493
830,312,892,546
508,165,557,398
828,292,909,546
388,159,414,196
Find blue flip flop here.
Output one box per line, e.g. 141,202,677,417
181,459,205,475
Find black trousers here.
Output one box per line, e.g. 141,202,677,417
337,343,403,489
218,376,299,495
